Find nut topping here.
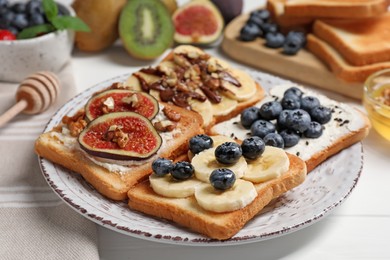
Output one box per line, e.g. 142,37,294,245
102,97,115,114
154,120,177,132
122,94,139,107
105,125,129,148
163,106,181,122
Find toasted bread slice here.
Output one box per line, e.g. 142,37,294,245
267,0,314,28
313,15,390,66
307,34,390,82
127,153,306,240
125,45,265,130
35,103,203,200
283,0,389,18
210,84,370,172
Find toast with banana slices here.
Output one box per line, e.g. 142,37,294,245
127,135,307,240
125,45,265,131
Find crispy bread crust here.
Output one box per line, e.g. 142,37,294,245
267,0,313,28
307,34,390,82
284,0,389,18
313,16,390,66
35,104,203,200
127,154,307,240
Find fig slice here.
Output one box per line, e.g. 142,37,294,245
78,112,162,161
85,89,159,122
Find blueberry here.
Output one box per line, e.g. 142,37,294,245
251,119,276,138
209,168,236,190
259,22,278,35
239,23,261,41
26,0,43,15
277,109,291,130
247,14,264,27
300,96,320,112
259,101,283,120
11,3,25,13
12,13,28,30
0,0,8,8
189,134,213,154
0,11,14,27
215,142,242,165
284,87,303,98
151,158,174,177
279,129,300,147
286,31,306,46
29,12,45,26
265,32,285,48
282,31,306,55
241,136,265,160
281,95,301,110
286,109,311,133
310,106,332,124
263,133,284,148
250,9,270,22
240,106,260,128
304,121,323,138
171,161,194,180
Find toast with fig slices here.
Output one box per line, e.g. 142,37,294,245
124,45,265,131
35,92,203,201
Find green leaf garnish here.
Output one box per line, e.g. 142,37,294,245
17,24,55,39
51,16,90,32
42,0,58,22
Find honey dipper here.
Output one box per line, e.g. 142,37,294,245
0,71,60,127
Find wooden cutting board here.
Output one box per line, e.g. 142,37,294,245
221,13,363,100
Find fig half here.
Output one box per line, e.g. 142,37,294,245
79,112,162,160
85,89,159,122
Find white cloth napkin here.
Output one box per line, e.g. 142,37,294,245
0,63,99,260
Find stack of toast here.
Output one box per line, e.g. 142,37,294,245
267,0,390,82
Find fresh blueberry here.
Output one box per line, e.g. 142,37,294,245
241,136,265,160
282,31,306,55
310,106,332,124
300,96,320,112
259,22,278,35
250,9,270,22
240,106,260,128
151,158,174,177
0,11,14,27
239,22,261,41
189,134,213,154
263,133,284,148
171,161,194,180
277,109,291,130
209,168,236,190
281,95,301,110
215,142,242,165
11,3,25,13
12,13,28,30
247,14,264,27
284,87,303,98
279,129,300,147
265,32,285,48
304,121,323,138
29,12,45,26
251,119,276,138
286,109,311,133
259,101,283,120
26,0,43,15
0,0,8,8
286,31,306,46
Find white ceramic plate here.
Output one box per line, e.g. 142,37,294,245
38,70,363,245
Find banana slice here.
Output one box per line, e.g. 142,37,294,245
187,135,236,161
126,72,161,92
243,146,290,183
149,89,161,101
149,174,203,198
220,69,257,102
192,148,247,182
194,179,257,213
189,97,214,128
211,95,238,117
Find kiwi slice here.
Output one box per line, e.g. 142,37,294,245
119,0,174,60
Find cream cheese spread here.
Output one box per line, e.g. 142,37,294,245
211,84,366,161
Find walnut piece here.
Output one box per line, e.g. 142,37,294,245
163,106,181,122
154,120,177,132
105,125,129,148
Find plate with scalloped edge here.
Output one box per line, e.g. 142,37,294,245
38,69,363,245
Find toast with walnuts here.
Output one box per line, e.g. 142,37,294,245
124,45,265,131
210,84,370,172
127,135,307,240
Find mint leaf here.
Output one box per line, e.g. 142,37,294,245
51,16,90,32
43,0,58,22
17,24,55,39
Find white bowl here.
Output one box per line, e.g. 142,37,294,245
0,3,75,83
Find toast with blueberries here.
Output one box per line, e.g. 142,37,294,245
127,135,307,240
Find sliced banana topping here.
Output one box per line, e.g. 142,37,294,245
211,95,238,117
220,69,257,101
194,179,257,213
243,146,290,183
188,97,214,128
126,72,160,92
149,174,203,198
192,148,247,182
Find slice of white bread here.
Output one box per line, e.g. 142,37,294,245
313,14,390,66
283,0,389,18
267,0,314,28
35,103,203,200
210,84,370,172
307,34,390,82
125,45,265,131
127,153,306,240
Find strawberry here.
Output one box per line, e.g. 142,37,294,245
0,30,16,41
